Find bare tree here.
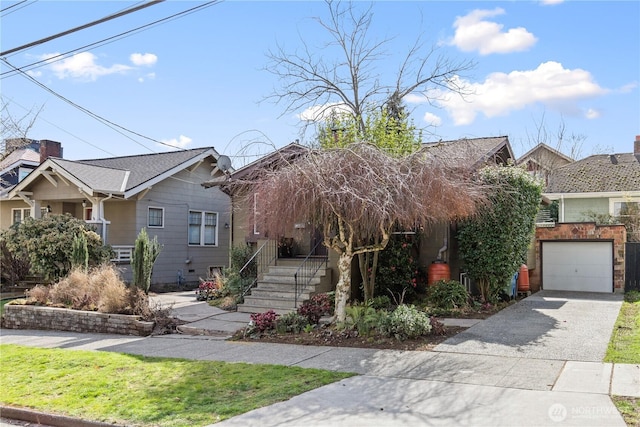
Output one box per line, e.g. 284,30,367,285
251,143,485,322
1,97,41,158
265,0,474,134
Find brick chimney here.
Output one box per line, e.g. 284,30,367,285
39,140,62,163
635,135,640,155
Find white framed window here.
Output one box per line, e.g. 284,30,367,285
253,192,260,235
148,207,164,228
11,208,31,224
188,210,217,246
610,198,640,217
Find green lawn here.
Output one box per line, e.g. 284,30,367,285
0,344,354,427
605,298,640,426
605,300,640,364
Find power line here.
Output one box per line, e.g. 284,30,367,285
0,0,165,56
1,58,178,152
1,1,221,79
0,0,36,16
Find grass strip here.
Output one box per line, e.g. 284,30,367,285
604,300,640,364
612,396,640,427
0,344,354,427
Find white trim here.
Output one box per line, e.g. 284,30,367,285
545,191,640,200
188,210,218,247
148,206,165,228
253,192,260,235
11,207,31,224
124,148,220,199
609,197,640,216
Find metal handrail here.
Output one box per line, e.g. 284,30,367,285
294,240,328,307
239,240,278,298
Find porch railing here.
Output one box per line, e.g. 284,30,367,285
111,245,134,263
239,239,278,298
294,240,328,307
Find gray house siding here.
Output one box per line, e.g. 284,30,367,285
562,198,609,222
121,164,231,286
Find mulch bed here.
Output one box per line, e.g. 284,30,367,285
230,324,468,351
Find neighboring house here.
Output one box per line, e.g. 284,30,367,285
0,139,58,192
529,136,640,294
206,136,515,313
0,146,232,287
516,143,574,186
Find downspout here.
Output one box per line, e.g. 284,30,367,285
560,194,565,223
436,235,448,261
99,193,113,243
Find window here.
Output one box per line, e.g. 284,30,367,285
84,207,93,221
11,208,31,224
253,192,260,235
189,210,217,246
148,207,164,228
611,198,640,218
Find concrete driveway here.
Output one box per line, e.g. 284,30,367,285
434,290,624,361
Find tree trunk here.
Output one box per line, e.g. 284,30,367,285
334,252,353,323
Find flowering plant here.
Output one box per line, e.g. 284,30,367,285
374,234,423,300
195,278,222,301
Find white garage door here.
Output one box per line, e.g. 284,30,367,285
542,241,613,292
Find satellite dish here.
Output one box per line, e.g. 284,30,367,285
217,155,231,172
211,155,232,177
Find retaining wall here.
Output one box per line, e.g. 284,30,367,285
2,305,154,336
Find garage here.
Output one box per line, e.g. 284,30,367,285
541,241,613,292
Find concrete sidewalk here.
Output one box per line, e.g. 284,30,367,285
1,291,638,426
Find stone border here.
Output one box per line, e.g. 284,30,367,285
2,304,154,336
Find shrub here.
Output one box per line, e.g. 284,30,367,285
131,228,162,294
624,290,640,303
383,304,432,340
0,239,30,285
297,293,332,324
276,312,310,334
0,214,112,281
428,280,469,310
373,233,422,301
369,295,392,310
25,285,49,305
341,303,380,336
71,233,88,271
249,310,279,333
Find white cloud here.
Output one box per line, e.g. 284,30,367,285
138,72,156,83
160,135,192,150
130,53,157,66
450,8,537,55
540,0,564,5
618,82,638,93
298,103,353,122
423,112,442,127
585,108,600,119
46,52,131,81
433,61,608,125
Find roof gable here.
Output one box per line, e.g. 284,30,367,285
421,136,513,168
5,147,222,199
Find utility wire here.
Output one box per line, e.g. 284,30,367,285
0,0,35,16
1,0,221,78
0,0,165,56
1,58,177,152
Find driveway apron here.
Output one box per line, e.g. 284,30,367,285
434,290,624,361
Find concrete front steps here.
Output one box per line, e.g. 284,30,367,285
237,260,331,315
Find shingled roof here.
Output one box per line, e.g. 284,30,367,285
6,147,220,199
546,153,640,193
421,136,513,167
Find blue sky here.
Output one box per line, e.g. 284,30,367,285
1,1,638,167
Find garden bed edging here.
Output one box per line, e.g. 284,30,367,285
2,304,154,336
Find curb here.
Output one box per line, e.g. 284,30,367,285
0,406,120,427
